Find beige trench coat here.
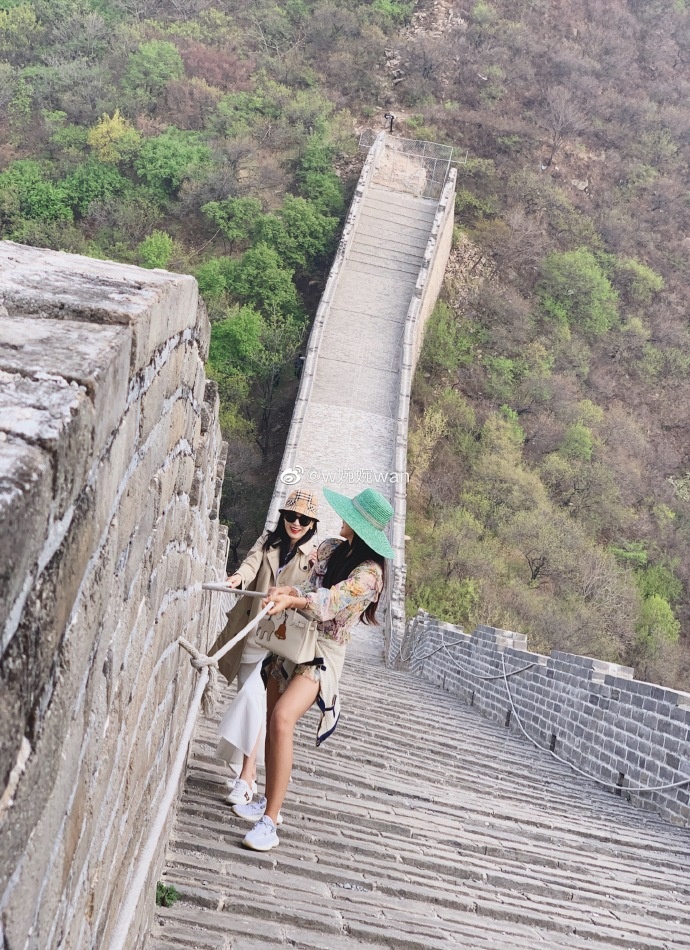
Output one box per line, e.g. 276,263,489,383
210,532,316,684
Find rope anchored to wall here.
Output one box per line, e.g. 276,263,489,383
498,653,690,795
111,584,273,950
178,586,272,717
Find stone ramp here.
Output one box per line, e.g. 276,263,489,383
149,629,690,949
295,186,438,540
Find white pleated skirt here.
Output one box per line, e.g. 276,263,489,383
216,660,266,774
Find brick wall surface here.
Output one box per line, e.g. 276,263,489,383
400,610,690,828
0,242,228,949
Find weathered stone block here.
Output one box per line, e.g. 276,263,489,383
0,371,94,521
0,314,131,458
0,483,96,801
0,242,198,373
0,438,52,654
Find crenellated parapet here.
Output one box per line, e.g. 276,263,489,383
401,610,690,827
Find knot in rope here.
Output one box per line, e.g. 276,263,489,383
178,637,218,670
178,595,274,718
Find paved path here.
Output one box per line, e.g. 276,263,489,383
294,186,437,540
149,628,690,949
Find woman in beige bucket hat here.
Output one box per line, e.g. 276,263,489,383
211,489,319,808
233,487,394,852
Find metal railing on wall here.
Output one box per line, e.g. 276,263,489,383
359,132,455,201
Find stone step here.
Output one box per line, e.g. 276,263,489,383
366,186,439,214
150,631,690,950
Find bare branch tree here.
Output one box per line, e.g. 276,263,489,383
541,86,589,167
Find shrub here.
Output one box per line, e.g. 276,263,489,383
225,243,301,317
62,159,129,217
539,248,618,336
123,40,184,109
253,196,337,270
0,160,72,225
87,110,142,165
138,230,175,269
202,197,262,248
135,128,212,196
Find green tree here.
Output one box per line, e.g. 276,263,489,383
87,109,142,165
209,305,264,368
62,158,129,216
0,160,72,230
135,128,212,196
0,4,41,63
539,248,618,336
138,230,174,269
635,563,682,605
559,421,595,462
202,196,262,249
253,195,337,270
122,40,184,111
226,243,301,317
371,0,414,25
614,257,664,304
407,577,480,627
419,301,476,376
209,303,305,455
635,595,680,647
196,256,231,304
295,139,344,215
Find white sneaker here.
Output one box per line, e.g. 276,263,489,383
242,815,280,851
232,796,283,825
225,778,257,806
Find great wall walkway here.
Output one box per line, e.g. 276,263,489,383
149,627,690,949
147,135,690,948
291,184,437,537
272,133,455,543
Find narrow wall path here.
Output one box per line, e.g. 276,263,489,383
291,185,437,540
150,626,690,950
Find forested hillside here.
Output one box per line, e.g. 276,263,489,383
1,0,689,686
397,0,690,688
0,0,409,555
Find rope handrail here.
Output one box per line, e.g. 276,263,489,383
110,585,274,949
178,588,273,716
498,653,690,794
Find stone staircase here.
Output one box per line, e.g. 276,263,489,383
148,628,690,949
294,186,438,540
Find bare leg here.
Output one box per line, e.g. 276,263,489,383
264,673,319,824
264,673,281,786
238,730,261,786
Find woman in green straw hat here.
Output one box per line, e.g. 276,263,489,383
233,487,394,852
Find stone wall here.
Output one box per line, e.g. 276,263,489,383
0,242,228,948
401,611,690,827
384,169,457,662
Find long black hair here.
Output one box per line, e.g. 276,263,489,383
322,534,386,625
263,514,317,568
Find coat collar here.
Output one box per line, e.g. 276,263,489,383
297,537,317,556
266,536,316,568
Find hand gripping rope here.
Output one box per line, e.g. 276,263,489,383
178,586,272,716
110,585,272,950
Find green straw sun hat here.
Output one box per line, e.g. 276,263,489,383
323,487,395,559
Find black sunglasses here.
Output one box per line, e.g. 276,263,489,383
283,511,312,527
